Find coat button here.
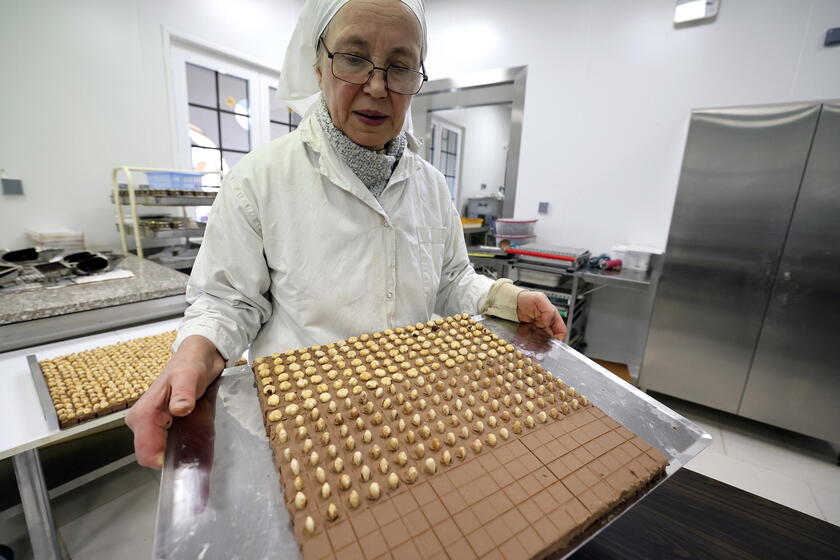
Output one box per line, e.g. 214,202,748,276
386,291,393,299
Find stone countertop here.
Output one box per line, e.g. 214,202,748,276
0,255,188,325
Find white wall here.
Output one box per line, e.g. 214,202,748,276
434,105,512,213
425,0,840,254
0,0,302,249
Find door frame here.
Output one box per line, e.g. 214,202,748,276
412,66,527,218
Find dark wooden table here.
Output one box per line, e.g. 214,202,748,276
572,468,840,559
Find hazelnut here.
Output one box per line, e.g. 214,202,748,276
290,458,300,476
316,467,326,484
326,503,339,521
441,450,452,465
294,476,303,491
361,465,371,482
368,482,381,500
471,439,483,453
396,451,408,466
388,472,400,489
339,474,351,490
486,433,497,447
379,458,389,474
333,457,344,473
455,446,467,460
403,466,419,484
294,491,307,510
424,458,437,474
304,516,315,534
348,490,361,509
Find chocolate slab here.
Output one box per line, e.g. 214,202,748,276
38,331,176,428
254,314,668,559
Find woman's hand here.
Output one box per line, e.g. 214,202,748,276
516,291,568,339
126,335,225,469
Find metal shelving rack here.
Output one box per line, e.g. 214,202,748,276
111,166,221,269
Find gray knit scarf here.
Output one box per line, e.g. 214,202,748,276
315,95,406,199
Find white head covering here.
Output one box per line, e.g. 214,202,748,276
276,0,427,118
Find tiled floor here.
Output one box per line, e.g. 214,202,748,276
654,393,840,525
1,395,837,559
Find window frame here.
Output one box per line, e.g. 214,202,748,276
429,117,464,202
168,37,280,173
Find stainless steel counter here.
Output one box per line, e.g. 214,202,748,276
155,316,710,559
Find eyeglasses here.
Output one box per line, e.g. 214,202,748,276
319,38,428,95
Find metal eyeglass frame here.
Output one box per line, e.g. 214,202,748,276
318,37,428,95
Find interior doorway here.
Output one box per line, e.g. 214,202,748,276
410,66,527,219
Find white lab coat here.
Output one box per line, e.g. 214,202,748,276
174,112,497,364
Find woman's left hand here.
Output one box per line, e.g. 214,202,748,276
516,291,568,339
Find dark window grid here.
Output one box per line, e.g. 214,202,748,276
269,120,298,130
187,69,252,159
188,101,250,117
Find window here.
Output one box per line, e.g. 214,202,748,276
186,63,252,186
169,41,282,185
429,119,462,201
268,87,302,140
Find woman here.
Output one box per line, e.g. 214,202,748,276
127,0,566,468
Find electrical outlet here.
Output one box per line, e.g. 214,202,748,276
538,202,549,214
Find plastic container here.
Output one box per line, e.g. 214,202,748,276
495,234,536,249
145,171,204,192
461,217,484,229
495,219,537,237
611,244,662,272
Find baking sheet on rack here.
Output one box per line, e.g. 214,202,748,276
154,318,711,560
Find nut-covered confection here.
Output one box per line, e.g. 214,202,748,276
40,330,176,428
254,315,668,560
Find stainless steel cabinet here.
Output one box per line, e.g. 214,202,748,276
739,103,840,443
641,101,840,443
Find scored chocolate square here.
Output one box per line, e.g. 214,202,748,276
254,314,667,559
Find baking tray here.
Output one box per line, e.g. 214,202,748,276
154,317,711,559
28,354,132,429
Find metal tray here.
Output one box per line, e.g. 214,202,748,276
154,316,711,559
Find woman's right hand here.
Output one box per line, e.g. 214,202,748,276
126,335,226,469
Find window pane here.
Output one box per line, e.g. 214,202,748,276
186,63,216,107
269,87,290,122
222,150,246,171
290,111,302,126
220,113,250,151
270,122,291,141
218,73,249,115
189,106,219,147
191,147,222,186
